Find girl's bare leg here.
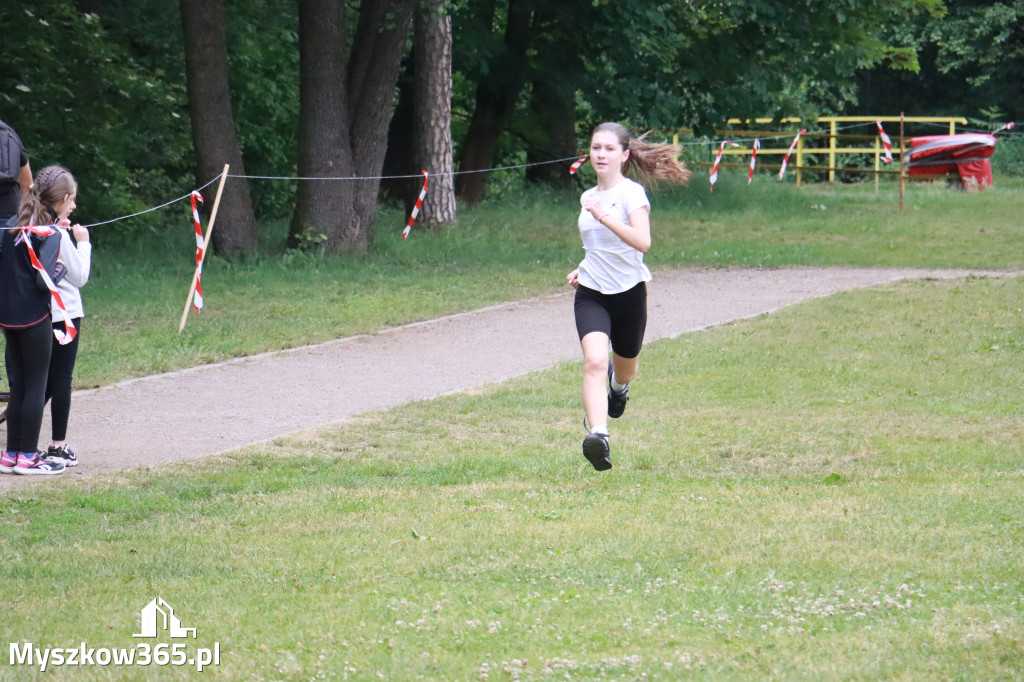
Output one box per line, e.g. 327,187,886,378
581,332,611,433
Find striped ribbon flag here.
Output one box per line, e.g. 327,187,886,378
993,121,1015,133
402,170,429,240
748,138,760,184
875,121,893,163
709,141,740,192
778,128,808,179
569,154,587,175
18,226,76,345
190,191,205,310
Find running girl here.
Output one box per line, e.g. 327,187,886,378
567,122,691,471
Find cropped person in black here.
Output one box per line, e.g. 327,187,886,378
0,119,33,222
0,165,74,475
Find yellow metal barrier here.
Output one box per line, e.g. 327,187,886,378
671,116,969,186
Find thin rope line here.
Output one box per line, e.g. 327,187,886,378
2,155,584,231
910,120,1019,135
958,125,1020,136
0,174,223,231
81,173,222,228
79,174,223,229
227,155,584,181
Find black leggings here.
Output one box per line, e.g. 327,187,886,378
4,320,54,454
45,318,81,442
573,282,648,359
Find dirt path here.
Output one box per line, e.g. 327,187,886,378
0,266,1012,491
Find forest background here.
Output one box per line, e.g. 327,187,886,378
0,0,1021,256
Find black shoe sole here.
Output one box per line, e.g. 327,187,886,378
12,466,65,475
582,434,612,471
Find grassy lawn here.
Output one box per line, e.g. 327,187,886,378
1,176,1022,679
77,176,1024,387
1,274,1021,679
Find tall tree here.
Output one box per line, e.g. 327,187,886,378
290,0,418,252
413,0,457,226
180,0,259,256
454,0,534,204
380,59,417,206
520,4,584,188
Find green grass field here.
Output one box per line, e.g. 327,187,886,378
1,176,1022,679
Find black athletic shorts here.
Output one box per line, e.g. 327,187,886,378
573,282,647,359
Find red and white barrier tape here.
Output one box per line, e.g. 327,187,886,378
402,170,429,241
875,121,893,163
19,226,76,345
191,191,205,310
569,154,587,175
748,138,760,185
709,141,740,192
993,121,1015,133
778,128,802,179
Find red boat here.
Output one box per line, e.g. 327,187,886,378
905,133,997,189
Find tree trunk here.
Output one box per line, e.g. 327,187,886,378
180,0,259,256
289,0,353,250
521,7,581,188
454,0,534,205
380,57,417,205
413,0,456,226
523,80,578,188
290,0,416,252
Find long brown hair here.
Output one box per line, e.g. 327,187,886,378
592,122,692,187
15,164,76,227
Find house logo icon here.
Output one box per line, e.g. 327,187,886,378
133,597,197,639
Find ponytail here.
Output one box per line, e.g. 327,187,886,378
627,133,692,187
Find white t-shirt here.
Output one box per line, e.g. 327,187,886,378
52,228,91,321
576,178,651,294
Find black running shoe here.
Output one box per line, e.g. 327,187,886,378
607,360,629,419
46,444,78,467
582,432,612,471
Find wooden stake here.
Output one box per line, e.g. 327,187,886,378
178,164,229,333
874,137,881,194
899,113,905,215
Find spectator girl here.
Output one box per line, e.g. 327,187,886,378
0,165,75,475
44,199,91,467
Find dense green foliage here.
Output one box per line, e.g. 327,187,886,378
0,2,192,226
0,0,1020,237
0,0,299,230
856,0,1024,121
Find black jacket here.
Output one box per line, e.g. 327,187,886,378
0,215,64,329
